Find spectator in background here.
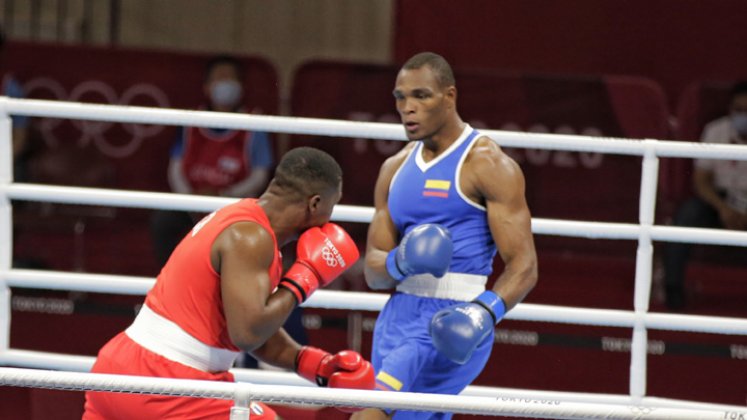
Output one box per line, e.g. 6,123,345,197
0,25,31,182
150,54,273,266
664,80,747,310
3,24,43,272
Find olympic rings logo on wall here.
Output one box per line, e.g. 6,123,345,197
23,77,171,159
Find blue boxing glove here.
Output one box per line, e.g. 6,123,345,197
385,224,453,282
429,290,506,365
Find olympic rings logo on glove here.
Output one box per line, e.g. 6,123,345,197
23,77,170,159
321,237,347,268
322,246,339,268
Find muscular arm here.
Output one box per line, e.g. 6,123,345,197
469,139,538,309
363,147,411,290
249,327,301,371
215,222,300,366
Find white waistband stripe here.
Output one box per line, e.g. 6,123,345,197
125,304,239,373
396,272,487,301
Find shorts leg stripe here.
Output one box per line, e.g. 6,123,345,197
376,371,403,391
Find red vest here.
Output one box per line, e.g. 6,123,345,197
180,127,253,190
145,199,283,351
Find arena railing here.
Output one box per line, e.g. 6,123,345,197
0,97,746,416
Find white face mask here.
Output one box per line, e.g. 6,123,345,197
731,112,747,136
210,80,242,108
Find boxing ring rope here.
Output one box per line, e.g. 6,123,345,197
4,269,747,335
8,183,747,246
1,97,746,417
3,368,742,420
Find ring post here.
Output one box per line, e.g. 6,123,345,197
230,384,252,420
0,96,13,356
629,141,660,401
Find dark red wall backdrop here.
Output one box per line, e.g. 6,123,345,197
394,0,747,108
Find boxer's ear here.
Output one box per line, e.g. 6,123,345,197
307,194,322,213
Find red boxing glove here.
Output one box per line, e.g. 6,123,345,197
295,346,375,390
279,223,360,304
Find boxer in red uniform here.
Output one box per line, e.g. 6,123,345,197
84,147,374,419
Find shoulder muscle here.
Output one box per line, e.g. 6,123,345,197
466,136,525,203
213,221,275,274
373,143,415,208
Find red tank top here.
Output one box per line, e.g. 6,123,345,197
181,127,252,191
145,198,283,351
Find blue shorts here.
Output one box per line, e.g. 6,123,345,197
371,292,494,420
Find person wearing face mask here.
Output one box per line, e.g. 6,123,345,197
151,54,274,267
663,80,747,310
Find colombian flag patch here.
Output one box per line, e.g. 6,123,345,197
423,179,450,198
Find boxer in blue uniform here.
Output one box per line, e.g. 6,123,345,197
352,52,538,420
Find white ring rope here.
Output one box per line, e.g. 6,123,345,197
4,97,747,160
6,183,747,246
1,97,747,417
0,367,744,420
5,268,747,335
0,350,742,414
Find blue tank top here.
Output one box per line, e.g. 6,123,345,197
388,125,497,275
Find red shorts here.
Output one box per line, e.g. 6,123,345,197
82,332,276,420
